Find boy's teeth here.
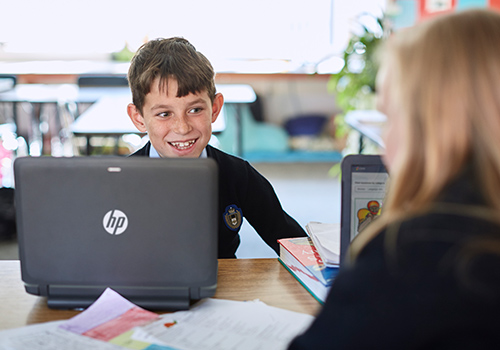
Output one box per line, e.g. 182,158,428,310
171,140,195,149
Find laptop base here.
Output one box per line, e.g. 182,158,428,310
25,283,217,311
46,296,192,311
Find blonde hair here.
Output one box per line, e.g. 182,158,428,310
350,9,500,259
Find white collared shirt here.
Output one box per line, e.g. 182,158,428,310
149,145,207,158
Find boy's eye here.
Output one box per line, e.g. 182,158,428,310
158,112,171,118
189,107,202,114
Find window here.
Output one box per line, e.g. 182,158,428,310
0,0,385,74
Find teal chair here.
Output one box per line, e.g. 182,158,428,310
215,104,289,157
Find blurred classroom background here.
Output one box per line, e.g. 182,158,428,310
1,0,498,258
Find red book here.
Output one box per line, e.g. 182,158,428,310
278,237,339,303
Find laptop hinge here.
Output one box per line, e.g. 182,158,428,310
47,295,190,311
47,285,192,311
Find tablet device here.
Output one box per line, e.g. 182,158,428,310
340,154,388,264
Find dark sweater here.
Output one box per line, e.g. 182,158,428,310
131,142,306,258
289,170,500,349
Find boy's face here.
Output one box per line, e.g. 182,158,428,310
128,78,223,158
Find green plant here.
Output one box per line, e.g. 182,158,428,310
328,15,386,139
111,42,135,62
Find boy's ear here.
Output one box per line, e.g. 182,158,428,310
211,93,224,123
127,103,148,133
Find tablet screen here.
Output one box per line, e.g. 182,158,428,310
340,155,388,263
349,164,388,240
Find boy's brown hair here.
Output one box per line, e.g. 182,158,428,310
128,37,216,114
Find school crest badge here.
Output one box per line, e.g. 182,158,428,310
223,205,242,231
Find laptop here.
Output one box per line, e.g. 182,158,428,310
14,156,219,310
340,154,388,264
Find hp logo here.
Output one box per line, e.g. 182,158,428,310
103,210,128,235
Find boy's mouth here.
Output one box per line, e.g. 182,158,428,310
169,139,196,150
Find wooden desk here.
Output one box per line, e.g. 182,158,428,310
0,259,320,331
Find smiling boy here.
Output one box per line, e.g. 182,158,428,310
127,37,306,258
128,77,220,158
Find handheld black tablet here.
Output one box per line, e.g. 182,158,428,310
340,154,388,264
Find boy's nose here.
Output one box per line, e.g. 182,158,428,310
172,115,192,134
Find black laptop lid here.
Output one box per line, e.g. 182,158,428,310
14,156,218,310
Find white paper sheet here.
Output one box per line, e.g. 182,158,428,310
0,321,124,350
0,290,314,350
306,222,341,266
132,298,314,350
